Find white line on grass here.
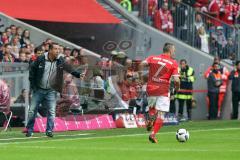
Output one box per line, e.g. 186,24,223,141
0,133,92,141
3,145,240,153
0,127,239,145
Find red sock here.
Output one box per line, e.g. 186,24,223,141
151,118,163,136
149,107,157,116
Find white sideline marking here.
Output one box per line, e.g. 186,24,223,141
0,133,92,141
2,145,240,153
0,127,239,145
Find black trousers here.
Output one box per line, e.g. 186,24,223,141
208,92,219,120
169,99,176,114
178,99,192,120
232,92,240,119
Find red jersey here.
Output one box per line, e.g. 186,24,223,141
148,0,158,16
208,0,221,26
220,3,234,25
145,54,179,97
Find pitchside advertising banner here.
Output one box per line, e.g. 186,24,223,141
30,113,178,132
33,114,116,132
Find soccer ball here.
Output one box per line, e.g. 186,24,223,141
176,128,189,142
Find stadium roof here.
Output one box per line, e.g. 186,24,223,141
0,0,120,24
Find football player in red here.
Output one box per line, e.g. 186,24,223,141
140,43,180,143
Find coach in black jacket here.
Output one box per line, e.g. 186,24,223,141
26,43,82,137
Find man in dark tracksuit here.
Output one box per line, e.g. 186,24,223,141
229,61,240,119
26,43,83,137
207,62,222,120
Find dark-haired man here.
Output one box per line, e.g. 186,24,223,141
26,43,83,138
140,43,180,143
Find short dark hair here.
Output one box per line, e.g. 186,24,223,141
49,42,59,50
235,60,240,66
34,46,43,54
212,62,219,67
163,43,174,53
180,59,187,64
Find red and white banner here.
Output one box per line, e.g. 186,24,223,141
134,114,146,128
33,114,116,132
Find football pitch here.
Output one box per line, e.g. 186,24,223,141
0,120,239,160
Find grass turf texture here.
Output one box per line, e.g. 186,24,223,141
0,120,239,160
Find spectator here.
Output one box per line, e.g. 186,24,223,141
10,25,17,36
131,0,139,11
29,43,35,55
25,42,83,137
31,46,44,62
91,69,105,89
194,0,209,9
1,43,15,62
16,26,23,37
195,26,210,53
0,79,10,113
1,32,9,44
56,73,80,117
229,60,240,119
172,0,188,40
42,42,50,52
154,2,174,34
206,0,221,27
118,73,137,102
5,27,12,42
71,48,81,66
224,37,236,60
58,45,64,55
63,46,71,58
14,89,27,103
207,62,222,120
194,13,205,31
14,50,27,63
45,38,53,45
147,0,158,25
25,52,32,63
212,26,227,59
11,36,21,59
20,29,31,47
219,0,234,25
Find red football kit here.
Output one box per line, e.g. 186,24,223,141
145,54,179,97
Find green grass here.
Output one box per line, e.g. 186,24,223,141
0,120,240,160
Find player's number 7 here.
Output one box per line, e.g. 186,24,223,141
153,61,166,78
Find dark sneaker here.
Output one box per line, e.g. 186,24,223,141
26,132,33,137
46,132,54,138
149,135,158,143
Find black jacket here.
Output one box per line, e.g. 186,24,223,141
207,72,222,93
29,54,81,93
229,70,240,93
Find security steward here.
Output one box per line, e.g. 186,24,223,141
175,59,195,121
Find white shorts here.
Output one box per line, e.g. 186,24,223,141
147,96,170,112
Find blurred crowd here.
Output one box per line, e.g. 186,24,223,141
117,0,240,64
